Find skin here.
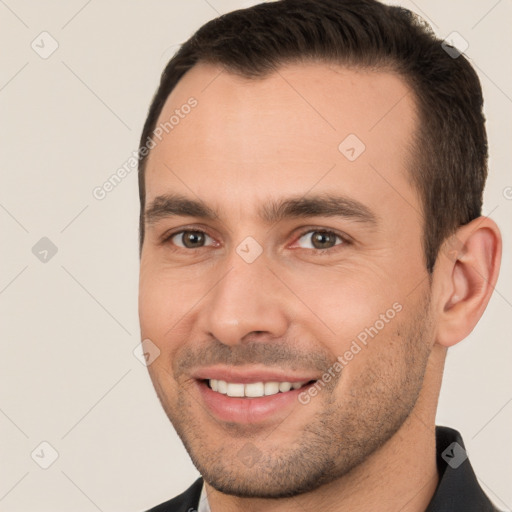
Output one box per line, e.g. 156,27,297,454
138,62,501,512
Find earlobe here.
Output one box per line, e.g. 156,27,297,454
435,217,502,348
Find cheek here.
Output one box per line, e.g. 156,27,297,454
138,269,189,400
138,262,207,344
139,264,179,341
283,268,410,389
283,265,399,342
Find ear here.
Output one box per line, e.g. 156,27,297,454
433,216,502,348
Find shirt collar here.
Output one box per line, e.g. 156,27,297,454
426,425,501,511
198,482,211,512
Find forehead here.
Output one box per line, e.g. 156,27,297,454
144,61,420,225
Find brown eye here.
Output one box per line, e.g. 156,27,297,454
171,230,212,249
296,230,344,250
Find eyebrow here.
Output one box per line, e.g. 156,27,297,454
144,192,378,226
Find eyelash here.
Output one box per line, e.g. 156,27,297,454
161,226,351,253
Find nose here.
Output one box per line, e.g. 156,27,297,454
197,252,289,347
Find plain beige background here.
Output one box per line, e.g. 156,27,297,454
0,1,511,511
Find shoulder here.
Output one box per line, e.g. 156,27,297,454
143,478,204,512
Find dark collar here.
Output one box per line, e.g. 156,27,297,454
144,477,203,512
426,425,500,511
144,426,500,511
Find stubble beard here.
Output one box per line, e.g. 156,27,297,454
153,292,434,499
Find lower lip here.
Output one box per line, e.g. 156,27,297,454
196,380,315,424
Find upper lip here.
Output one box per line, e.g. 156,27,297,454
192,366,319,384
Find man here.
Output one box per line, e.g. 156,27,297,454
137,0,502,510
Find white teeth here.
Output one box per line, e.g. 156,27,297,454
217,380,227,394
208,379,308,397
226,383,245,397
245,382,265,397
279,382,292,392
264,381,280,395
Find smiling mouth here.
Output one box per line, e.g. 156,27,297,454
204,379,316,398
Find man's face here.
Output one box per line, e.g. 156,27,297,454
139,62,436,498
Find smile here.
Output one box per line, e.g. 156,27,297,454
207,379,314,398
191,367,320,423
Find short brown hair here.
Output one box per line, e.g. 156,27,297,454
138,0,487,272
